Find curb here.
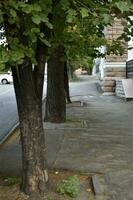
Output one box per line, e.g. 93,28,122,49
91,175,103,195
0,122,19,145
91,174,111,200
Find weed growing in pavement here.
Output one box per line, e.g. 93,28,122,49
4,177,18,186
47,197,54,200
57,175,80,198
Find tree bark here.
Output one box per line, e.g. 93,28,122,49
68,60,74,80
11,59,47,198
64,61,71,103
45,46,66,123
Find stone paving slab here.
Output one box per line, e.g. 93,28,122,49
92,169,133,200
48,129,133,174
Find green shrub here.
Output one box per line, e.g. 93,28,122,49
4,177,18,185
47,198,54,200
57,175,80,198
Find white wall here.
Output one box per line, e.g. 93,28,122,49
128,38,133,61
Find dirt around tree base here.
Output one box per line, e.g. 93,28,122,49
0,170,94,200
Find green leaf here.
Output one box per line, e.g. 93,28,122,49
40,32,45,38
18,2,27,9
40,14,48,23
80,7,89,18
0,50,9,63
31,28,40,34
10,48,25,63
40,38,51,47
102,14,112,24
25,47,34,59
66,9,77,23
0,63,6,71
22,5,33,14
45,21,53,29
60,0,70,10
115,1,130,13
41,14,53,29
10,9,17,18
32,4,42,12
32,15,41,24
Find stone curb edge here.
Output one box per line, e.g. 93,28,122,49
0,122,19,145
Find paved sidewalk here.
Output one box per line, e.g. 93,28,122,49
0,76,133,199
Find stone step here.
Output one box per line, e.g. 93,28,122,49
116,80,125,98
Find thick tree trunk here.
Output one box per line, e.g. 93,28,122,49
4,4,48,198
64,61,71,103
45,46,66,123
11,59,47,198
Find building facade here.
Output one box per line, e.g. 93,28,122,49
100,18,128,95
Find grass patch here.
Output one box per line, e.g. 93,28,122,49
3,177,18,186
57,175,80,198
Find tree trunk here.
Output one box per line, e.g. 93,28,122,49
45,46,66,123
11,59,47,199
68,60,74,80
4,4,48,197
64,61,71,103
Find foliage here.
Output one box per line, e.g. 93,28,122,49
0,0,133,71
70,56,93,74
57,175,80,198
0,0,52,69
57,0,133,70
4,177,18,186
47,198,54,200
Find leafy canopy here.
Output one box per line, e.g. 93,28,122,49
0,0,133,70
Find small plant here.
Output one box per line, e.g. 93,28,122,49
4,177,18,185
47,197,54,200
57,175,80,198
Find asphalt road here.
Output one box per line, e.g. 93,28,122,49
0,84,18,142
